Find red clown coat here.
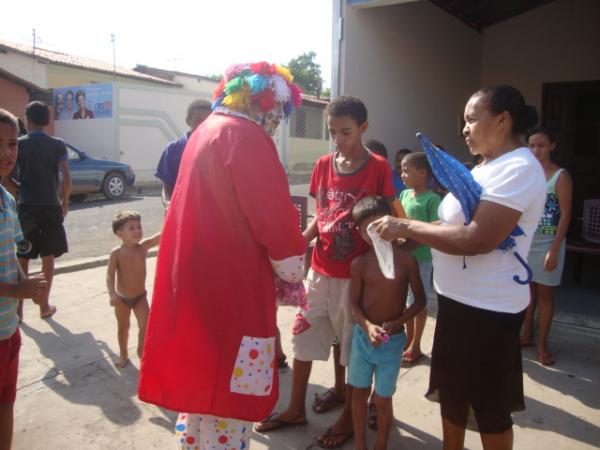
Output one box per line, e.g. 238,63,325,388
138,112,306,421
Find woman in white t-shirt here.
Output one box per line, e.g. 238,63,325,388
373,85,546,450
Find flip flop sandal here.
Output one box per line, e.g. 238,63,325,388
255,413,307,433
315,427,353,449
402,351,424,365
537,352,555,366
312,388,345,414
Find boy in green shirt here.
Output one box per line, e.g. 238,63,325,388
398,152,441,364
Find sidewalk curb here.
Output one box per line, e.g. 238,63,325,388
30,249,158,276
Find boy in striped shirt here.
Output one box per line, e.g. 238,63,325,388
0,108,48,449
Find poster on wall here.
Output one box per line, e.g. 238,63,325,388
52,83,113,120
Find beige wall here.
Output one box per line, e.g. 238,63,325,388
482,0,600,113
172,75,218,95
46,64,166,89
341,0,481,161
288,137,330,174
0,52,48,89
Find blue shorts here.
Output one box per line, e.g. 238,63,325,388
348,324,405,398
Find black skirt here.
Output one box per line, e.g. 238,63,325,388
426,294,526,434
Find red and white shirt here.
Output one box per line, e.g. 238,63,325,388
310,152,395,279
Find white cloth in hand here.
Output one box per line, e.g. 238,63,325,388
367,222,395,279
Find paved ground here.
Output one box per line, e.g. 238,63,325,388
14,257,600,449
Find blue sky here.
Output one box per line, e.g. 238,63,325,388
2,0,333,86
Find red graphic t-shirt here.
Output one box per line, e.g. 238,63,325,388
310,152,395,278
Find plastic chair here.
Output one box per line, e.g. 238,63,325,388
290,195,314,276
582,199,600,243
566,198,600,283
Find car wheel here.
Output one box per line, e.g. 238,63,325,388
102,172,126,200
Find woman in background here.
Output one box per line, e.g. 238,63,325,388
521,126,572,366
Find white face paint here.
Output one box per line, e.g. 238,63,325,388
250,102,285,136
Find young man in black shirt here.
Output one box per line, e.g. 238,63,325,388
16,101,71,320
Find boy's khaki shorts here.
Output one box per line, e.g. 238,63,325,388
292,269,354,366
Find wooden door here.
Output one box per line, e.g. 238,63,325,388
542,80,600,236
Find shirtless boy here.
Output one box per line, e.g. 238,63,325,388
349,195,425,450
107,211,160,368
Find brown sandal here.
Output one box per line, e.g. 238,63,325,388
315,426,353,449
312,388,344,413
255,413,307,433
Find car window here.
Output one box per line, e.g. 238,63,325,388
67,147,79,161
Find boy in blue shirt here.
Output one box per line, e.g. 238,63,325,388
155,99,212,208
0,108,48,450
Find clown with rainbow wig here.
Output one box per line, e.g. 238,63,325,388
212,61,302,135
138,62,306,449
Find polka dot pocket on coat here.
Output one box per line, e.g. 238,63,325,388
230,336,275,396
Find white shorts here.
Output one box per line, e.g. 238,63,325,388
292,269,354,366
175,413,252,449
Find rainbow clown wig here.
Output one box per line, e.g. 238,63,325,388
212,62,303,120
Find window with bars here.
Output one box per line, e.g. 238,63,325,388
295,109,306,137
291,106,324,140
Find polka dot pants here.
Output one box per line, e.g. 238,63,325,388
175,413,252,450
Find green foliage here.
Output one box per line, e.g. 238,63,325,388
286,51,323,97
205,73,223,81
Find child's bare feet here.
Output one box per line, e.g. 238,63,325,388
115,355,129,368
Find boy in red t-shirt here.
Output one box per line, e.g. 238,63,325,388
256,96,395,448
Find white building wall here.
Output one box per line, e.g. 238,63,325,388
117,83,213,182
482,0,600,113
340,0,482,161
55,118,116,161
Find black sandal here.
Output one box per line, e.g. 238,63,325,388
278,355,289,370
